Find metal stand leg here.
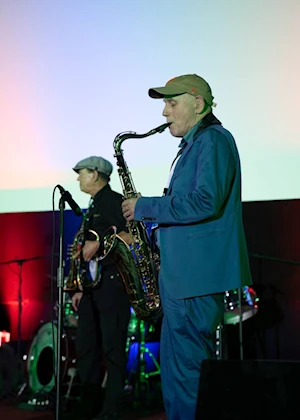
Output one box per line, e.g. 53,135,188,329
17,382,27,398
215,323,223,360
125,319,160,406
142,347,160,379
238,287,244,360
133,320,148,404
64,367,77,401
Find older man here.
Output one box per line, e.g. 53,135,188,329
122,74,252,419
71,156,130,420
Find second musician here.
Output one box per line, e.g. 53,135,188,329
71,156,130,420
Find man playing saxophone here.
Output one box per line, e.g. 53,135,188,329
122,74,252,420
70,156,131,420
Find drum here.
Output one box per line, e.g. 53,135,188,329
224,286,259,325
126,341,160,375
26,322,76,393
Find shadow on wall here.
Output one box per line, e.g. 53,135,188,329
241,199,300,361
0,303,10,333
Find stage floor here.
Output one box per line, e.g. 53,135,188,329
0,400,166,420
0,397,166,420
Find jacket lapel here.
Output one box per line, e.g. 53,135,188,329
166,113,222,195
167,141,193,193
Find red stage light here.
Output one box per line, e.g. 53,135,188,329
0,330,10,346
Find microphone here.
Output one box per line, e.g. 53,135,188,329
57,185,83,216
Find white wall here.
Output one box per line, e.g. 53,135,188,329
0,0,299,212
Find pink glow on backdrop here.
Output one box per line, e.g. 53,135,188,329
0,6,53,190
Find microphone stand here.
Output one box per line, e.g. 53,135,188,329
55,196,66,420
0,257,25,377
238,287,243,360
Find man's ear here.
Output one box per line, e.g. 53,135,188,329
93,170,99,182
195,95,205,114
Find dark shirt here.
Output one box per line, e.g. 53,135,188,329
86,184,126,236
85,184,127,269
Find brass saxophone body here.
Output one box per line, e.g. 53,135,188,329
106,122,170,321
65,228,101,290
65,229,83,290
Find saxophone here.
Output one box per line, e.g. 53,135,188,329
100,123,170,321
65,228,102,290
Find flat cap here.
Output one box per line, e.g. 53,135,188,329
73,156,113,176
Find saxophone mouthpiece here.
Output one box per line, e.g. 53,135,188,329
155,122,171,133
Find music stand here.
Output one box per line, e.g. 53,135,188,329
0,254,54,385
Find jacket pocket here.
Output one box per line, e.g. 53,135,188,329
186,228,225,238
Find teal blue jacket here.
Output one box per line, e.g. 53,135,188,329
134,116,252,299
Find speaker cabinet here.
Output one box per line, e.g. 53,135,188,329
196,359,300,419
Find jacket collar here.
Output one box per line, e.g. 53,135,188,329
167,113,222,194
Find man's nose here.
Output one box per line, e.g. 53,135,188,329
162,104,168,117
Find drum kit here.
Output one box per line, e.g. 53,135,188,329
224,286,259,325
125,308,161,402
20,291,79,409
216,285,259,360
25,321,76,395
22,285,258,407
23,289,161,407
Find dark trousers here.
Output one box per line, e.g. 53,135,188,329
159,276,224,420
76,267,131,416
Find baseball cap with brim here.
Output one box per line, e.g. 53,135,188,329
148,74,214,106
73,156,113,176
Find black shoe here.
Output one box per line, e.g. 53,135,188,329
60,409,95,420
60,413,85,420
65,383,103,420
92,413,121,420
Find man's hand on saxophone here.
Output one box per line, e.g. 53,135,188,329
81,240,100,261
122,197,141,222
72,291,83,311
72,240,100,262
